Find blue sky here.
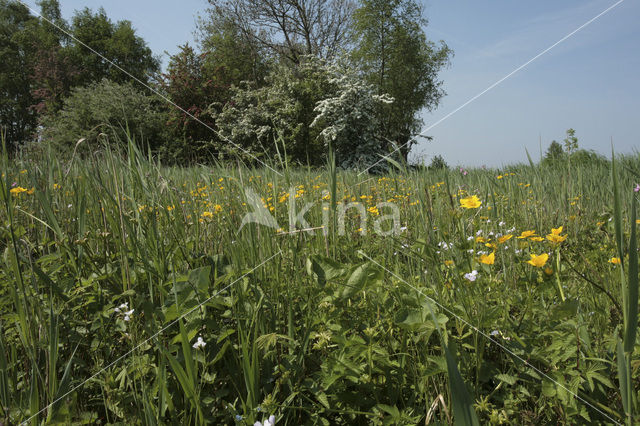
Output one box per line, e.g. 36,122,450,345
22,0,640,167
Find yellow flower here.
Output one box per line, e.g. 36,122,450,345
201,211,214,219
26,187,35,195
444,260,454,266
609,257,621,265
10,186,28,195
53,183,61,190
475,236,487,243
544,267,554,276
550,226,563,235
526,253,549,267
367,206,379,216
459,195,481,209
546,233,567,244
479,252,495,265
517,230,536,239
497,234,513,244
529,236,545,242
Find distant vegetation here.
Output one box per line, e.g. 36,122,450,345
1,0,451,168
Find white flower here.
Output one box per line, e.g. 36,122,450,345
192,336,206,349
467,249,474,254
467,236,474,241
490,330,500,337
123,309,134,321
476,230,483,236
463,270,478,282
114,302,128,313
499,221,506,227
255,415,276,426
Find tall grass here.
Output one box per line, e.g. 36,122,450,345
1,139,639,424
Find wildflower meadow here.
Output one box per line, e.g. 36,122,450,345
1,141,639,425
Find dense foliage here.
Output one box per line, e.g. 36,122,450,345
1,0,451,169
1,145,639,424
39,79,169,155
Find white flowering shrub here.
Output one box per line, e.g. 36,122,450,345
311,68,393,172
214,57,334,166
214,57,394,170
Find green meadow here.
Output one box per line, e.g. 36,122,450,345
1,143,639,425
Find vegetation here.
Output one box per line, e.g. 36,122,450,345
1,141,639,424
2,0,639,424
1,0,451,169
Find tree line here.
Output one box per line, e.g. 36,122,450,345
1,0,452,168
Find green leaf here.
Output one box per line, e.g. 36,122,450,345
188,266,211,294
443,344,480,426
541,379,556,397
616,340,631,417
624,196,638,353
306,255,345,286
495,373,517,386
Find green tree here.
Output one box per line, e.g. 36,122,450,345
67,7,159,87
350,0,451,162
544,140,564,161
40,78,170,156
0,0,38,150
428,154,448,170
196,7,268,86
160,44,231,163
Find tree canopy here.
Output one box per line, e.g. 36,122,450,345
1,0,453,169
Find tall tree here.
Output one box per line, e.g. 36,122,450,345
68,7,159,87
28,0,77,115
197,8,268,86
0,0,37,149
206,0,354,64
351,0,451,161
160,44,229,163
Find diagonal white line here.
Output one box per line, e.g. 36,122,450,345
359,0,626,175
21,251,282,425
359,251,621,425
15,0,283,176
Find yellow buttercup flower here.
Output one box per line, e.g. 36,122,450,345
497,234,513,244
609,257,621,265
444,260,454,266
526,253,549,267
529,236,544,242
479,252,495,265
550,226,563,235
517,230,536,239
459,195,482,209
10,186,28,195
201,211,214,219
546,233,567,244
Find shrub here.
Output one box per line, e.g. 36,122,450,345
40,79,169,156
